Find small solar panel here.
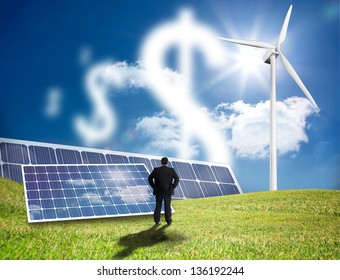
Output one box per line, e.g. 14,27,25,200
22,164,157,223
170,160,240,199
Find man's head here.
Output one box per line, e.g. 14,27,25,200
161,157,168,166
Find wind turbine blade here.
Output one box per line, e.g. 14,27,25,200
278,5,293,46
217,37,275,49
279,51,318,107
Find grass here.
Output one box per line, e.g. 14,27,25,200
0,177,339,260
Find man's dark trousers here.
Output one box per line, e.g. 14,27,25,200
154,194,172,225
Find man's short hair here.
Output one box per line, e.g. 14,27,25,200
161,157,168,165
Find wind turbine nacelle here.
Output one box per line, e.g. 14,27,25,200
263,49,279,64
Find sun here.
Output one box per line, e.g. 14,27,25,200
208,4,270,95
207,43,268,96
231,46,268,92
235,47,263,75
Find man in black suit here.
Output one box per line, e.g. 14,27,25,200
148,157,179,225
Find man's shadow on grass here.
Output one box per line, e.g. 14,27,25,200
112,224,185,259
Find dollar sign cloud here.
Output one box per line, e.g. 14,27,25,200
140,8,232,163
74,63,116,146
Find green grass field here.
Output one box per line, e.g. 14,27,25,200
0,177,339,260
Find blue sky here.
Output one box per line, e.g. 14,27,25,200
0,0,339,193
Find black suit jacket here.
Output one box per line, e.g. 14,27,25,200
148,166,179,196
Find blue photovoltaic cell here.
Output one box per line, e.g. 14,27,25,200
0,142,29,164
129,156,153,173
220,184,239,195
172,161,196,180
106,154,129,164
200,182,222,197
192,163,216,182
211,165,234,184
3,164,23,183
29,145,57,164
22,164,157,222
56,148,83,164
81,151,106,164
179,180,203,198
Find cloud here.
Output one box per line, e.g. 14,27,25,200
44,87,62,118
211,97,319,159
134,111,200,158
74,59,318,162
75,58,233,163
103,61,148,89
102,60,186,94
140,8,232,163
133,97,319,160
73,8,231,158
74,60,185,146
78,46,92,66
74,62,117,146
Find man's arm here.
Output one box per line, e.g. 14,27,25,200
172,170,179,188
148,170,156,189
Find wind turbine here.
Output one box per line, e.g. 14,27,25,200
217,4,318,191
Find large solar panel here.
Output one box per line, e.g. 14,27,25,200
22,163,157,223
1,138,242,222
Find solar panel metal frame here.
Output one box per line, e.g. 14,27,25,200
22,163,165,223
1,137,243,200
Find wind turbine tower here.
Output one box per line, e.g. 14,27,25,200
217,5,318,191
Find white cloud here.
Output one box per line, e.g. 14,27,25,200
73,8,232,161
76,59,233,163
44,87,62,118
103,61,148,89
78,46,92,66
74,62,117,146
211,97,319,159
133,97,319,160
74,61,318,162
134,111,200,158
74,60,185,147
140,8,232,163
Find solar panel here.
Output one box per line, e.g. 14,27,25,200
56,148,83,164
169,160,240,199
0,137,242,204
22,163,157,223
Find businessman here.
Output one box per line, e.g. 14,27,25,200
148,157,179,225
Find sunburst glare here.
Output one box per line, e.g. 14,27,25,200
232,46,267,92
